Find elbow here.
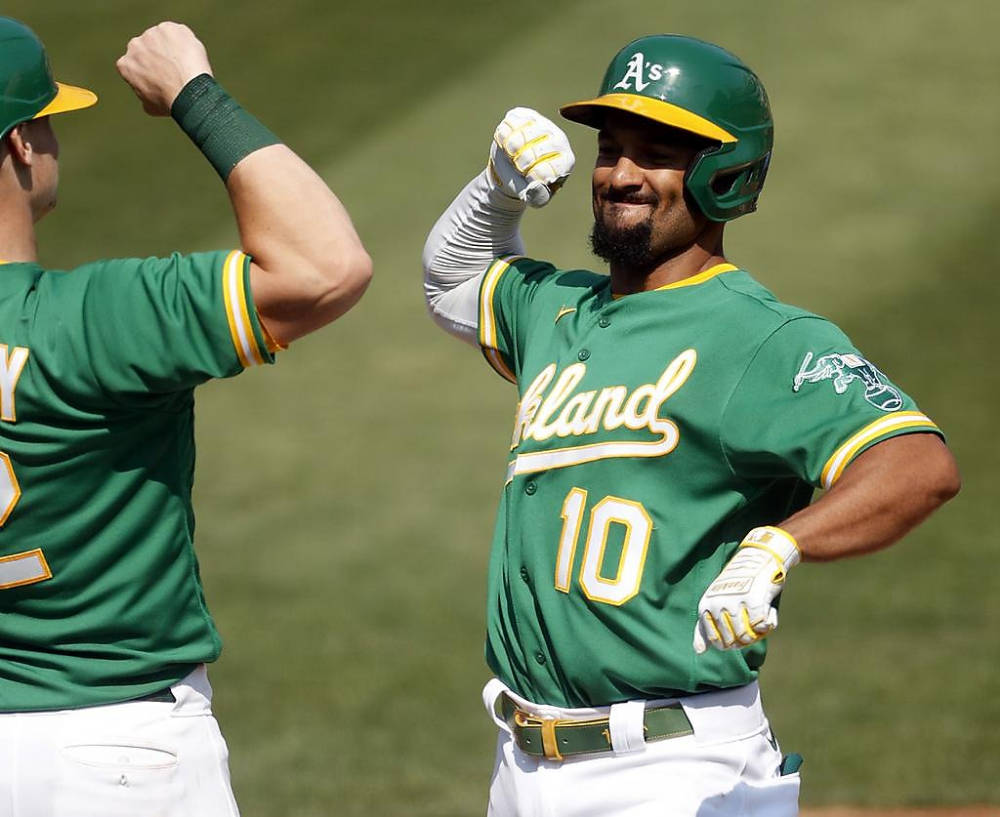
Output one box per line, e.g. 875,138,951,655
930,452,962,507
914,444,961,518
345,246,374,302
321,244,373,311
250,245,373,345
421,237,440,279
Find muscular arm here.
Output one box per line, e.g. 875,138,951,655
780,432,961,561
694,432,960,653
228,146,371,344
116,22,371,346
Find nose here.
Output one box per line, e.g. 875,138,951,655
607,154,643,191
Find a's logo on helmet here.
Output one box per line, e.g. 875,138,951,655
614,51,663,93
793,352,903,412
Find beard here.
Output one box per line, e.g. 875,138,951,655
589,211,658,274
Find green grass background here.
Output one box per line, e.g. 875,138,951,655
5,0,998,812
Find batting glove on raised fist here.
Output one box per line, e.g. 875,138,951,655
488,107,575,208
693,526,801,654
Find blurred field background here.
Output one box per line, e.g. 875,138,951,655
6,0,998,814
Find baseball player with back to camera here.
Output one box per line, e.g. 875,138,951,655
0,17,370,816
422,34,960,816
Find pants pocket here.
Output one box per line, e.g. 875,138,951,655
57,738,181,817
744,770,801,817
62,740,178,769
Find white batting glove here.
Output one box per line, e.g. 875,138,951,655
693,527,802,654
488,107,575,208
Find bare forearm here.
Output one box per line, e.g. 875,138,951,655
694,432,959,653
780,433,961,561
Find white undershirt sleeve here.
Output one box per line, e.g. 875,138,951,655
422,169,526,346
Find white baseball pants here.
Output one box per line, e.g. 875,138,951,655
0,665,239,817
483,679,800,817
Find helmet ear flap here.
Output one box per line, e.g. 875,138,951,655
712,152,771,198
685,145,772,222
739,153,771,195
681,142,722,218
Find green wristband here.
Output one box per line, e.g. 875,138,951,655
170,74,280,181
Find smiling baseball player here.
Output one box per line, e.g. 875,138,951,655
422,34,960,816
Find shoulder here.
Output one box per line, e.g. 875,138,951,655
487,254,607,296
713,267,851,340
30,251,250,333
715,268,826,322
63,250,236,277
34,252,244,305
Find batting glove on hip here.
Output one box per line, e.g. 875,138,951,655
693,526,801,654
488,107,575,208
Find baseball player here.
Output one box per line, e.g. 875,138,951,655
422,35,959,816
0,18,370,815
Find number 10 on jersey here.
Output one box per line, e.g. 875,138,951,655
555,487,653,606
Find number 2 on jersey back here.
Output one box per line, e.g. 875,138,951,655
0,450,51,590
556,487,653,605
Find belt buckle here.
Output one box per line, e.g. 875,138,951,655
514,708,566,762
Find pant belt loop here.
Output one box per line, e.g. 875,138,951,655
608,700,647,754
540,719,563,761
484,679,512,733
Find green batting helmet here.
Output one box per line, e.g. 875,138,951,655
561,35,773,222
0,17,97,140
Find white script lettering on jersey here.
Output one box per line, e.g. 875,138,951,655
0,344,30,422
511,349,696,450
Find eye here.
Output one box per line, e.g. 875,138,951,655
642,148,691,170
596,139,621,163
647,149,679,165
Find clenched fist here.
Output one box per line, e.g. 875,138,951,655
693,526,801,654
488,107,575,208
116,22,213,116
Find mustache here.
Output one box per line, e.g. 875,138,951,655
601,189,659,206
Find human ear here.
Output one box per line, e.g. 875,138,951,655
5,124,34,167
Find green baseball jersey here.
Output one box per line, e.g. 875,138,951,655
0,250,274,711
478,257,941,708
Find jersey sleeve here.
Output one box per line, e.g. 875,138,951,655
720,317,942,489
478,255,557,383
39,250,275,401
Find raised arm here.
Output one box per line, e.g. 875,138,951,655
422,108,574,345
115,22,371,345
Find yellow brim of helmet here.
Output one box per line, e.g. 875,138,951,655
560,93,736,144
33,82,98,119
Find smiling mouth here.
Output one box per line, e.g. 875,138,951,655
602,199,656,220
604,196,657,208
